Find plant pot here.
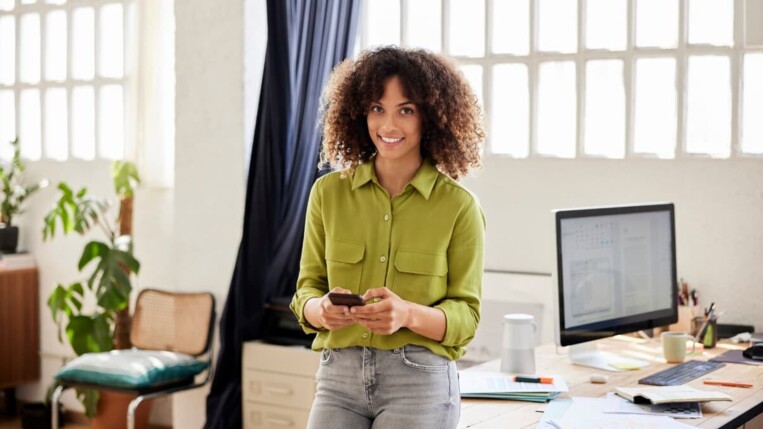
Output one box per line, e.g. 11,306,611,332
91,391,152,429
20,402,63,429
0,226,18,253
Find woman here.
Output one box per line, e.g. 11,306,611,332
290,46,485,428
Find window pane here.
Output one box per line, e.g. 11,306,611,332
742,54,763,153
449,0,485,57
492,0,529,55
584,60,625,158
72,7,95,80
491,64,529,157
586,0,626,51
0,0,13,11
745,0,763,47
19,89,42,160
45,10,67,81
537,61,576,157
460,65,483,109
98,85,124,159
71,86,95,159
44,88,68,160
688,0,733,46
365,0,400,47
686,56,730,156
636,0,678,48
19,14,41,84
100,3,124,78
634,58,676,157
0,16,14,85
0,91,15,153
20,0,36,4
538,0,577,53
405,0,441,52
45,0,66,4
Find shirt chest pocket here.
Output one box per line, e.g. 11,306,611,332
326,238,365,293
393,250,448,305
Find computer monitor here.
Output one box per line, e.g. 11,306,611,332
552,203,678,371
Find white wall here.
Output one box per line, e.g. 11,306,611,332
172,0,246,426
462,157,763,331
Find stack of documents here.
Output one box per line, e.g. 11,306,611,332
458,372,568,402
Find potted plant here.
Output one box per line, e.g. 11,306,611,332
0,138,48,253
44,161,141,421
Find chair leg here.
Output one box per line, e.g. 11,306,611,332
127,394,145,429
51,385,65,429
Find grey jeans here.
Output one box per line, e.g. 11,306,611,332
307,345,460,429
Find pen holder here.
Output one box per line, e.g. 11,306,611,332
692,316,718,348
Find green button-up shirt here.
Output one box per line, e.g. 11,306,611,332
290,160,485,360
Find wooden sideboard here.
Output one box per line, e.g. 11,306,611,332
0,268,40,392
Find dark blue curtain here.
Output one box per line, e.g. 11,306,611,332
204,1,360,427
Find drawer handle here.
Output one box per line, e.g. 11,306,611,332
263,385,294,396
265,415,294,426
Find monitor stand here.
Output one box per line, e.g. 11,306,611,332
568,341,650,372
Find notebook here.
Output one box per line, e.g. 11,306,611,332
614,385,732,405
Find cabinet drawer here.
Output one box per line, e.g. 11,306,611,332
243,369,316,409
243,402,310,429
243,342,319,376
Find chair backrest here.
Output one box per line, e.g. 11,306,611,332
130,289,216,356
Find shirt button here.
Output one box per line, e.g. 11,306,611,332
384,214,390,221
379,256,387,263
362,332,369,339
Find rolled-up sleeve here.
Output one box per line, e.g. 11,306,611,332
289,180,329,334
435,197,485,347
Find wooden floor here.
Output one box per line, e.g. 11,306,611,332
0,414,89,428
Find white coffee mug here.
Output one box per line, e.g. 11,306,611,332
500,313,536,374
661,331,697,363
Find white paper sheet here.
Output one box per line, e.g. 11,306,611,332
537,397,695,429
458,372,568,394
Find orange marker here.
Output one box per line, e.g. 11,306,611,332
514,376,554,384
703,380,753,388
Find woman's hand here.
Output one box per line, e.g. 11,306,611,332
304,288,358,331
351,287,411,335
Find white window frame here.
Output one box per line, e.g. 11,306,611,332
358,0,763,160
0,0,134,161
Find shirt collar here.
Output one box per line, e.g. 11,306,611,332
351,159,440,200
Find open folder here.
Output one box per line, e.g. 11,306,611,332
459,372,568,402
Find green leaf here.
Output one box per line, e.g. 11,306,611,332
47,285,68,343
112,161,140,197
66,315,111,355
78,240,109,271
75,388,100,418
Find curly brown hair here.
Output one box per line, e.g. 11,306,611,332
319,46,484,180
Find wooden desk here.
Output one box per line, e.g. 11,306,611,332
460,336,763,429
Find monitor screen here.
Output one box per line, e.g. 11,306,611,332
554,203,678,347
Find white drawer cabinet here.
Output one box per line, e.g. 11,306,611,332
242,342,320,429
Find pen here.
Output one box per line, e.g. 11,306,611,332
514,376,554,384
704,380,753,388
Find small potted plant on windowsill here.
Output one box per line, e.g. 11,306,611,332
0,138,48,253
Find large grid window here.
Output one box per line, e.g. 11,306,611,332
0,0,133,161
358,0,763,159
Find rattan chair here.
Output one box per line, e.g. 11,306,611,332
51,288,216,429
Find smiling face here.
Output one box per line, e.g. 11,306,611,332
366,75,423,168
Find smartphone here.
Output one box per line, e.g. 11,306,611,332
327,292,365,307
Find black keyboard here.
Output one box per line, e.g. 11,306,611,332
638,360,726,386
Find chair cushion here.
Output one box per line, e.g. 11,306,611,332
55,349,208,389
